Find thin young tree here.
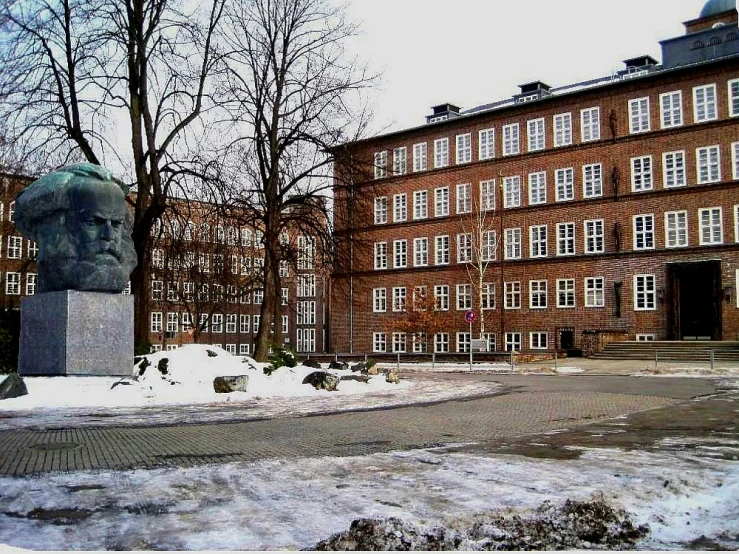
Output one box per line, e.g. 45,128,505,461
0,0,227,348
220,0,373,361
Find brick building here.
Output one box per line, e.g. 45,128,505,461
0,175,329,356
331,0,739,356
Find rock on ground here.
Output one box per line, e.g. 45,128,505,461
0,373,28,400
302,371,340,391
213,375,249,393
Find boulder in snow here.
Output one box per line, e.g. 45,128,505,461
384,369,400,384
302,359,322,369
302,371,339,391
328,360,348,371
0,373,28,400
213,375,249,394
340,374,371,384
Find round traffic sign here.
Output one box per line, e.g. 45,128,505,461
464,309,476,323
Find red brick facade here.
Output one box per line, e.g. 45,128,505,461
331,8,739,356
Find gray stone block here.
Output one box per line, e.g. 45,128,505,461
19,291,134,376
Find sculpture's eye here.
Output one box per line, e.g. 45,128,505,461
111,220,123,229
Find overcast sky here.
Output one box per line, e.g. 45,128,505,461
344,0,714,135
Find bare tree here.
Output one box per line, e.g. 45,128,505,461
0,0,227,347
383,286,454,355
459,183,501,344
219,0,373,361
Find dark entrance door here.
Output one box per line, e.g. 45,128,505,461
667,261,721,340
559,328,574,349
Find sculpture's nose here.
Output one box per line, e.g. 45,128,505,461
100,220,114,241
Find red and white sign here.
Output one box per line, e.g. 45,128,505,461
464,309,476,323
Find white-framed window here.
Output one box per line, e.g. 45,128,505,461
239,344,250,355
150,312,163,333
479,128,495,160
435,235,450,265
224,344,236,355
530,332,548,350
374,242,387,270
504,281,521,310
528,171,546,205
297,328,316,353
529,225,548,258
584,277,604,307
434,138,449,168
503,176,521,208
481,230,497,262
297,235,315,270
584,219,604,253
527,118,545,152
504,332,521,352
27,241,38,260
393,147,407,175
393,193,407,222
434,285,449,311
693,84,717,122
412,285,427,309
373,332,387,353
663,151,686,188
553,112,572,147
634,274,656,311
557,279,575,308
434,332,449,353
253,288,264,305
482,333,497,352
456,233,472,263
556,222,575,256
733,142,739,180
226,314,237,334
412,332,427,353
699,207,723,245
736,269,739,309
456,283,472,310
583,163,603,198
253,315,261,334
735,204,739,243
697,145,721,184
7,236,22,259
167,312,179,334
392,332,407,353
183,282,194,302
167,281,179,302
629,97,650,133
374,197,387,224
502,123,520,156
5,272,20,295
665,210,688,248
180,312,192,333
414,237,429,267
456,332,471,354
456,133,472,164
434,186,449,217
373,288,386,312
633,214,655,250
239,314,250,334
529,280,547,309
480,179,496,211
297,301,316,325
393,239,407,268
456,183,472,213
555,168,574,202
297,274,316,297
413,142,428,172
392,287,406,312
581,107,600,141
729,78,739,117
504,228,522,260
631,155,653,192
211,313,223,333
482,282,496,310
151,280,163,301
660,91,683,128
413,190,428,219
25,273,37,296
374,151,387,179
636,334,655,342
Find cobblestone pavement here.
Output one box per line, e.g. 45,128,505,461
0,375,727,476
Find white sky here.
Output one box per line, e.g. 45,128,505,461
345,0,713,135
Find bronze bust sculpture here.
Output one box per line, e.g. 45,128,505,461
14,163,137,293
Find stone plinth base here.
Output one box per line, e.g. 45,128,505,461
19,291,134,376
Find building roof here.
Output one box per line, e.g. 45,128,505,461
700,0,736,18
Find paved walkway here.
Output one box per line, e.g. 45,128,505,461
0,375,723,476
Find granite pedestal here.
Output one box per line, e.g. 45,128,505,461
19,291,134,376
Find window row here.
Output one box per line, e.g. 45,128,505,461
371,275,655,312
373,78,739,178
371,331,550,353
0,201,15,223
0,236,38,260
149,309,317,335
3,272,36,296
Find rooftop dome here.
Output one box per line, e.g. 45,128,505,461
700,0,736,18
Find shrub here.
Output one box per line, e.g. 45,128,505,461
264,344,297,375
134,341,153,356
157,358,169,375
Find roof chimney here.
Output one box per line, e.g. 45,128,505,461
426,103,461,124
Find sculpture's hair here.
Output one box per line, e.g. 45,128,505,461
14,163,130,242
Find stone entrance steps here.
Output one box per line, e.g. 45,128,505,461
591,341,739,361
